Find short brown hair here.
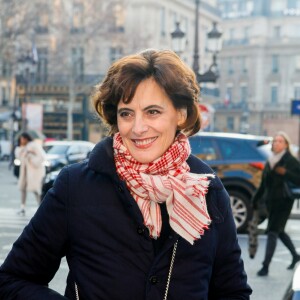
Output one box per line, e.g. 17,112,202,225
92,49,201,136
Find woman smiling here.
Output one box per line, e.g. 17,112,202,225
0,49,252,299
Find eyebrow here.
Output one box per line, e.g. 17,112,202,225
117,104,164,114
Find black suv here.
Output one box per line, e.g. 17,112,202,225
189,132,272,233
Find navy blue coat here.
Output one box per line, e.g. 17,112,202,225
0,137,252,299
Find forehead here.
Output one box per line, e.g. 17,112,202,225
274,135,286,142
119,78,172,107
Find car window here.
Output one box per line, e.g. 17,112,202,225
257,143,272,159
68,145,81,155
217,139,261,160
80,145,92,154
45,145,69,155
189,137,217,160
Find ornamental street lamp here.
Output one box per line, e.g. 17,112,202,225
16,51,37,131
171,21,186,55
192,0,222,83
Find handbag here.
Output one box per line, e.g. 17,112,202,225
284,181,300,200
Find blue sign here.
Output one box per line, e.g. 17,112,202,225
291,100,300,115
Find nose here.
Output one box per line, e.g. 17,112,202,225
132,115,148,135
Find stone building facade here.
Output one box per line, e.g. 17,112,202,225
216,0,300,144
0,0,221,142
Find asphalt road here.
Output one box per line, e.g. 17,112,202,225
0,161,299,299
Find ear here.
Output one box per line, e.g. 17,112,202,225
177,108,187,128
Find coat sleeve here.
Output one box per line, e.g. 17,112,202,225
0,168,69,299
284,154,300,185
208,188,252,300
27,143,46,168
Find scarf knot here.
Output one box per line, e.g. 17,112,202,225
113,132,214,245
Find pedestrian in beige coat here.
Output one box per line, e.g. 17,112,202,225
15,132,46,215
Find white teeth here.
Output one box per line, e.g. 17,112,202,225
134,138,156,146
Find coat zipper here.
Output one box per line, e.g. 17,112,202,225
75,282,79,300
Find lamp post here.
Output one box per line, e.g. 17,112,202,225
16,51,37,131
171,21,186,55
192,1,222,83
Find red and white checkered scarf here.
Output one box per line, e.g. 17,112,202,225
113,132,214,245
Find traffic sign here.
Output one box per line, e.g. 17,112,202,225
291,99,300,115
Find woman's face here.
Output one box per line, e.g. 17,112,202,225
117,78,186,163
272,135,288,154
20,136,28,146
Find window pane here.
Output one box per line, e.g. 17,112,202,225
294,86,300,99
189,137,218,161
272,55,279,73
240,86,248,103
217,139,260,160
226,116,234,131
271,86,278,103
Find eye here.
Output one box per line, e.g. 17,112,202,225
147,109,161,115
119,110,132,118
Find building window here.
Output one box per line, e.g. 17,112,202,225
272,55,279,73
226,116,234,131
224,86,233,105
113,3,125,32
240,86,248,103
71,2,84,33
294,86,300,99
273,26,281,38
228,58,234,74
271,86,278,104
160,7,166,37
2,61,12,77
1,87,6,105
37,48,48,83
72,47,84,81
240,56,248,73
110,46,123,64
244,26,250,39
36,5,49,34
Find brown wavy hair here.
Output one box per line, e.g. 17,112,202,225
92,49,201,136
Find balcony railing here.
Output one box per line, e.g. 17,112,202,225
201,87,220,97
223,38,249,46
214,101,248,111
16,74,103,86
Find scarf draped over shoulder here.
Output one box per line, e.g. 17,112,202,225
113,132,214,245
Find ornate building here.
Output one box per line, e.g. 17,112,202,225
0,0,221,142
216,0,300,144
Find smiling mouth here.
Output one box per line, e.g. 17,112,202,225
133,137,157,147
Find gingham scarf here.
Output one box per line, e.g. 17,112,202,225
113,132,214,245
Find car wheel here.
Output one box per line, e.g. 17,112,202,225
227,190,252,233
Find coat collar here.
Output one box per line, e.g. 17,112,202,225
88,136,225,249
88,137,116,177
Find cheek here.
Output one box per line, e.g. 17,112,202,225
117,119,129,134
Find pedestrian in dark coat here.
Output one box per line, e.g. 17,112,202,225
0,49,252,299
253,131,300,276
